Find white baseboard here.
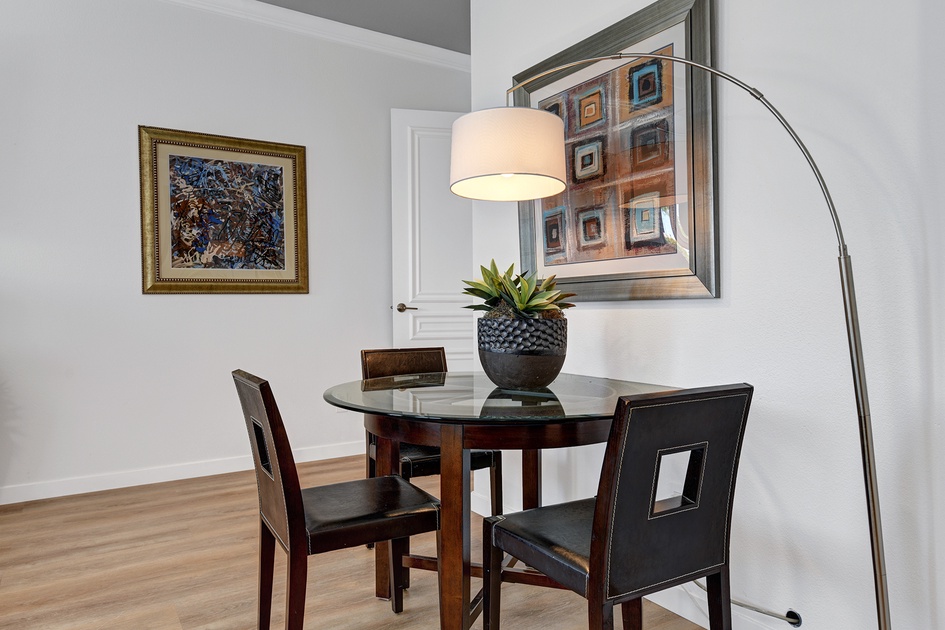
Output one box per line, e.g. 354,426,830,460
647,583,785,630
0,441,363,506
470,488,493,518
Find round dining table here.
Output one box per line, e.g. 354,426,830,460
323,371,673,630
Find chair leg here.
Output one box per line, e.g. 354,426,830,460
482,517,504,630
284,547,308,630
365,431,376,550
389,537,408,613
620,598,642,630
257,521,276,630
400,468,412,589
490,451,504,516
706,566,733,630
589,601,615,630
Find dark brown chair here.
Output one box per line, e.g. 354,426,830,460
232,369,441,629
482,384,754,630
361,347,503,517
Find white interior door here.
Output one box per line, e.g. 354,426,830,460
390,109,474,370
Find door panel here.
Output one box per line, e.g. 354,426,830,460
390,109,474,370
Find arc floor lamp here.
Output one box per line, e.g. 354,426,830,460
449,52,891,629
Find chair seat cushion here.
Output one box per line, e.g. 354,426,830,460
370,442,498,477
302,475,439,554
491,497,595,596
399,444,497,477
398,443,444,478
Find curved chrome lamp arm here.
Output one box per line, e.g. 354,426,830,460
509,52,889,629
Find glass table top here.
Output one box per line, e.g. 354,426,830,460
323,372,674,424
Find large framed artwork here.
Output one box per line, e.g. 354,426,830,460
514,0,718,300
139,126,308,294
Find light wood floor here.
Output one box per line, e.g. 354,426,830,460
0,455,703,629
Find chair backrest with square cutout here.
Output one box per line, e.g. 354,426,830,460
590,384,753,601
233,369,304,553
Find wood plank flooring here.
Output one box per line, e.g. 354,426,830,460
0,455,703,629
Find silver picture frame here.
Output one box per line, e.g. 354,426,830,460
514,0,718,300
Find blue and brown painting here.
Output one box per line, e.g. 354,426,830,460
537,43,680,266
168,155,286,270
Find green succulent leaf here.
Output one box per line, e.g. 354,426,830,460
461,259,576,317
538,275,556,292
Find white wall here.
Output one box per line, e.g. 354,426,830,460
0,0,470,502
471,0,944,628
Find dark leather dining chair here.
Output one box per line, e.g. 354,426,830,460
232,370,441,629
482,384,754,630
361,347,503,517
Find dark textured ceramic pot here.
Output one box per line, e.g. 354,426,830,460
477,317,567,390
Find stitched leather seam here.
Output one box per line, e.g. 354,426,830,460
490,515,506,546
246,413,291,552
251,412,292,554
605,392,749,598
646,440,709,521
724,394,751,564
606,561,726,601
260,512,289,551
603,404,632,597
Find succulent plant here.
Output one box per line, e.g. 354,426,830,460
462,260,575,319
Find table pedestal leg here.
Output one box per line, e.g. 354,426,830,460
438,424,471,629
522,449,542,510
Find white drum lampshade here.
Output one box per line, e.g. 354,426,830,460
449,107,566,202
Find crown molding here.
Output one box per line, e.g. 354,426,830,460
161,0,471,73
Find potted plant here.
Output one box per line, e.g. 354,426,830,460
463,260,575,389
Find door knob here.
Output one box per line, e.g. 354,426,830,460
394,303,418,312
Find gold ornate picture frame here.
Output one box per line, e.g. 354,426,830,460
139,126,308,294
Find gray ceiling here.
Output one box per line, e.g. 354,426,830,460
257,0,471,54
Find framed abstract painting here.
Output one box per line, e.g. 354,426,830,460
514,0,718,300
139,126,308,294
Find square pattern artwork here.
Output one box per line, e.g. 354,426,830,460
543,207,566,254
538,44,677,267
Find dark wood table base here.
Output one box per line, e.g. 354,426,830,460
324,372,673,630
